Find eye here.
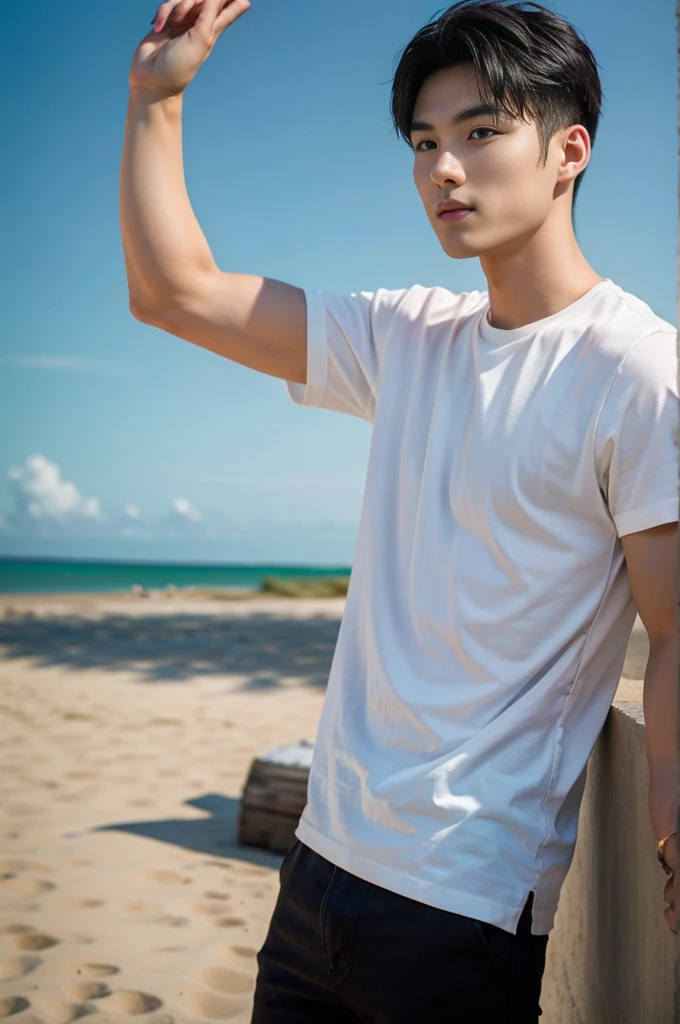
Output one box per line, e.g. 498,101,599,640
414,139,437,152
469,127,499,140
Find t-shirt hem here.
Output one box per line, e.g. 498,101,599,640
294,817,552,937
614,498,679,537
285,288,328,407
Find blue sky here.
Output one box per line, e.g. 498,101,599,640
2,0,676,565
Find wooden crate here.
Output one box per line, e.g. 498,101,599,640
237,740,314,854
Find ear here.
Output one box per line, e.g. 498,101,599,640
555,124,591,186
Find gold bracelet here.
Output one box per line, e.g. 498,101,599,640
657,830,678,868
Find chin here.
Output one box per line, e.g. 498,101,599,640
438,237,483,260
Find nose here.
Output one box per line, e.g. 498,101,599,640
430,151,465,188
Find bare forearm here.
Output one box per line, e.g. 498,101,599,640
119,89,218,314
644,636,680,839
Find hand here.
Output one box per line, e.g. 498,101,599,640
660,832,678,934
129,0,251,98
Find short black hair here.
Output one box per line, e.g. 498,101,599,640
391,1,604,209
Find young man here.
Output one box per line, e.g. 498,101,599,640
123,1,679,1020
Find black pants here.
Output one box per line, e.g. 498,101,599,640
252,838,549,1023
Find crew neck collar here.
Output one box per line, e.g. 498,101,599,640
478,278,613,346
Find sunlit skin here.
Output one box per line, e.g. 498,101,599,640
410,63,605,330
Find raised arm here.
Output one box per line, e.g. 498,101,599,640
119,0,307,384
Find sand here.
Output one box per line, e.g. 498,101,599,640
0,591,645,1023
0,591,344,1024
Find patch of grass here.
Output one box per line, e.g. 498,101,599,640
177,587,261,601
259,575,350,598
173,577,350,600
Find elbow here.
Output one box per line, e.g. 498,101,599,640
129,299,157,324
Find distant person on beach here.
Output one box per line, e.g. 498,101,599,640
122,2,678,1019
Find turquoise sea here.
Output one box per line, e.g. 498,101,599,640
0,558,352,595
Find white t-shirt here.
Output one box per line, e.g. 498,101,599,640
284,278,678,936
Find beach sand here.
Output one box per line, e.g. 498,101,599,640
0,591,645,1023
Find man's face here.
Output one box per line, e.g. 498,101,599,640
411,63,565,260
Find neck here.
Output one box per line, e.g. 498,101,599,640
479,213,604,331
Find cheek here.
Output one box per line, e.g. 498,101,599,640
413,165,435,205
413,160,428,186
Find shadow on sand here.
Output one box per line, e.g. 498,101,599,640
0,610,342,691
80,793,287,870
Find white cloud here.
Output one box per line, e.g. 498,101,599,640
2,355,136,376
170,497,203,523
0,458,359,551
6,455,105,524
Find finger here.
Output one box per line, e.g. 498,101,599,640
173,0,204,25
214,0,251,32
197,0,249,35
152,2,173,32
153,0,201,34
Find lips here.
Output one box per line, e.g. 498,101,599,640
438,208,474,224
436,200,474,217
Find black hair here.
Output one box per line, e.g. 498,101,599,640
391,1,604,209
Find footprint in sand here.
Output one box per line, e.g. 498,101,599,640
221,945,257,961
150,916,190,928
9,931,59,952
3,803,48,818
0,956,41,982
62,980,110,1000
51,898,105,910
0,860,52,874
31,994,82,1024
144,870,192,886
192,903,229,918
122,901,163,915
0,996,30,1018
212,918,247,930
56,962,120,978
0,876,55,895
0,924,35,936
181,991,244,1021
197,966,253,995
96,991,162,1016
202,892,229,902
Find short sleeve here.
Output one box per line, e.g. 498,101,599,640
595,330,679,537
285,286,409,422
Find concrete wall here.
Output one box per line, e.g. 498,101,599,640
539,699,678,1024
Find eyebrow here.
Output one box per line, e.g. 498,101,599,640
409,103,509,136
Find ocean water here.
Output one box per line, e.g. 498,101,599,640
0,558,352,595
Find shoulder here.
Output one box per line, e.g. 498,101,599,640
369,282,488,328
588,281,675,364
